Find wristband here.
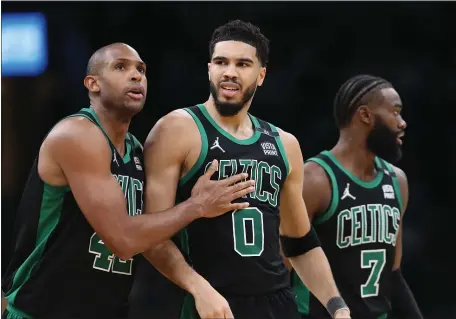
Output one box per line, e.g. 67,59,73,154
326,296,349,318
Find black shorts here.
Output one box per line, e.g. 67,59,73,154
181,287,300,319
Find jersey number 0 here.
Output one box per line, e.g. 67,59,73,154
232,207,265,257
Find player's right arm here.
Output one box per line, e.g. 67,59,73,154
39,116,253,261
141,110,239,319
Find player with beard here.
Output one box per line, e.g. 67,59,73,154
1,43,255,319
133,20,351,319
289,75,423,319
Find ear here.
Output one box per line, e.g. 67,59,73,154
257,67,267,87
84,75,100,93
358,105,372,125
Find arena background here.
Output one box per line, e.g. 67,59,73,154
1,1,455,318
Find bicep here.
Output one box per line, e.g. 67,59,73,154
279,134,311,237
393,166,409,270
46,121,129,250
143,112,193,213
302,162,332,223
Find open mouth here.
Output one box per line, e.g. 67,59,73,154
127,88,144,100
220,82,240,97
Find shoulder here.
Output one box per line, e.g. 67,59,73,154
44,116,109,153
143,108,200,156
303,159,331,189
274,126,301,152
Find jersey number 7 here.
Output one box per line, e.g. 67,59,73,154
361,249,386,298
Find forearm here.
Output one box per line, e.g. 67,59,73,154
142,240,208,295
123,199,203,257
290,247,340,306
391,269,423,319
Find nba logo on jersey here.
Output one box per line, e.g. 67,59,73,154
382,184,395,199
261,142,278,156
134,157,142,171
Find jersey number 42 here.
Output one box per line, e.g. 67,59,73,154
88,232,133,275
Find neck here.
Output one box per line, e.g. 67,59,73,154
330,129,378,180
90,101,131,154
204,95,253,134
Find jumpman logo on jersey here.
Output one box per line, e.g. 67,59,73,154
341,183,356,200
210,137,225,153
113,152,120,167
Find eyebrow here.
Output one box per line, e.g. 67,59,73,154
212,56,254,64
115,58,146,67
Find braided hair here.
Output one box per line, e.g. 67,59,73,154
333,74,392,128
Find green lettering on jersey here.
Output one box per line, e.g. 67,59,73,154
232,207,264,256
88,174,144,275
204,159,282,208
336,204,400,249
89,233,133,275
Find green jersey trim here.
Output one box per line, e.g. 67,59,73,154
197,104,261,145
322,151,384,189
308,157,340,225
78,108,132,163
5,183,68,309
267,123,290,177
179,108,209,186
382,160,403,211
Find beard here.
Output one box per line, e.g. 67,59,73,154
209,80,257,117
366,115,403,163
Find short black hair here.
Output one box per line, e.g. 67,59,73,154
86,42,128,76
209,20,270,67
333,74,393,128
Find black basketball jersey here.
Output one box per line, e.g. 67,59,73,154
292,151,402,319
177,104,290,295
2,108,145,318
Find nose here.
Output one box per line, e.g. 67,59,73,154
398,116,407,130
130,69,143,82
223,63,238,79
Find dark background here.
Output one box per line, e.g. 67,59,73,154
2,2,455,318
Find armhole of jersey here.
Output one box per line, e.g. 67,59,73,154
267,123,290,177
179,108,208,186
65,113,113,157
309,157,339,225
382,160,403,211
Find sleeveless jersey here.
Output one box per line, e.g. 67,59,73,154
2,108,145,318
177,104,290,295
292,151,402,319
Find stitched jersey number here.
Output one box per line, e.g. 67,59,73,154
232,207,264,257
361,249,386,297
88,233,133,275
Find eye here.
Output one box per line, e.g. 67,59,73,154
115,63,125,71
137,66,145,74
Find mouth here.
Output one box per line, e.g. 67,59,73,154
127,87,144,100
220,82,240,98
396,132,405,145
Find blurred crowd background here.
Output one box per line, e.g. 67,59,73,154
2,2,455,318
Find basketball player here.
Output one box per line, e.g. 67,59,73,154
1,43,255,319
137,20,351,319
290,75,423,319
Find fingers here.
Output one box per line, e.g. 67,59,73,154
222,172,249,186
229,185,255,202
224,306,234,319
228,179,255,193
228,202,250,211
203,159,218,179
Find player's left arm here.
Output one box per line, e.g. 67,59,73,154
390,166,423,319
277,128,350,319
